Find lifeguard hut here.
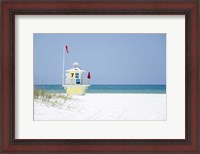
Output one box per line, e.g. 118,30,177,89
62,62,91,95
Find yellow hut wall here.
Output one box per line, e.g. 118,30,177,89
67,86,87,95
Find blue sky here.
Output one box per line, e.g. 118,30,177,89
34,33,166,85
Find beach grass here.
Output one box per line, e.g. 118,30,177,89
34,89,71,106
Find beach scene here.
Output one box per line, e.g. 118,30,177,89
34,33,166,121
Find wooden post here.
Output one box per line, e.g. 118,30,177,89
62,46,65,86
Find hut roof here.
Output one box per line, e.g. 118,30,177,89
65,67,86,72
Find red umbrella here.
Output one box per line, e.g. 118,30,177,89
87,72,91,79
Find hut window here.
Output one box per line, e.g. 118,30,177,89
76,79,80,84
75,73,79,78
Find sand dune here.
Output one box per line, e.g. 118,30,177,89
34,94,166,121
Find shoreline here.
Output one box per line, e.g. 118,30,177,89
34,84,166,94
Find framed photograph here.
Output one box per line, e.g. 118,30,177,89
1,0,199,153
33,33,167,121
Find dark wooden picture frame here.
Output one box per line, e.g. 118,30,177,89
0,0,199,153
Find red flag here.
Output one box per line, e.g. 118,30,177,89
87,72,91,79
65,45,69,53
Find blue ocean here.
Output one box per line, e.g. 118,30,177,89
34,85,166,94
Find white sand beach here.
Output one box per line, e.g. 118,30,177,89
34,94,166,121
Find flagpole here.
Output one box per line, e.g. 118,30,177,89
62,46,65,86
